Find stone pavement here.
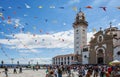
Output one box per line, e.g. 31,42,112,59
0,68,100,77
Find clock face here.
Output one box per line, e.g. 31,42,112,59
79,13,83,16
79,16,82,20
97,35,103,43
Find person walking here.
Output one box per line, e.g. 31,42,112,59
54,67,58,77
13,67,17,74
58,67,62,77
4,66,8,77
19,66,22,73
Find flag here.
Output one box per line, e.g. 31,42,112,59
92,28,96,33
50,5,55,8
85,6,92,9
0,13,3,17
59,7,64,9
72,6,77,11
100,7,107,11
117,7,120,10
38,6,43,8
25,3,31,8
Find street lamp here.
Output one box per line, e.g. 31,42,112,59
11,58,14,64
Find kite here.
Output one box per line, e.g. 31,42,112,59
85,6,92,9
2,9,5,11
63,22,66,26
100,7,107,11
50,5,55,8
59,7,64,9
117,7,120,10
13,11,16,14
0,6,2,8
25,23,28,25
25,3,31,8
52,20,57,24
72,6,77,11
7,20,11,24
24,14,28,16
34,16,38,18
38,6,43,8
8,6,12,9
33,26,36,30
0,13,3,17
39,30,42,33
1,17,5,20
45,19,48,22
8,16,11,19
92,28,96,33
17,6,22,9
14,23,19,28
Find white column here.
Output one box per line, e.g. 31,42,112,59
69,56,72,65
57,58,59,65
63,57,64,65
60,57,61,65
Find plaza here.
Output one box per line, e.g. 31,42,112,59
0,68,100,77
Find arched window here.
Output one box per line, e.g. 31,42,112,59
98,49,103,53
117,51,120,55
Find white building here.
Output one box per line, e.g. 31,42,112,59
52,54,75,65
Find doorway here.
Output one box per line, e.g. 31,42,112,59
97,57,104,64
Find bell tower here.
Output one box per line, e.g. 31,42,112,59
73,10,88,55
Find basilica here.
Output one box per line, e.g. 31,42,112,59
52,10,120,65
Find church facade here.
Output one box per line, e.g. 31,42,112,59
89,26,120,64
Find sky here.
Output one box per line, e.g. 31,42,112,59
0,0,120,64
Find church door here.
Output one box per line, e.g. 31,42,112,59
97,57,104,64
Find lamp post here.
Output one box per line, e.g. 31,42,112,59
11,58,14,67
17,61,19,66
1,60,4,68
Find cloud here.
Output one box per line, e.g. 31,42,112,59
118,23,120,26
0,30,74,53
116,23,120,29
87,32,94,44
0,30,94,53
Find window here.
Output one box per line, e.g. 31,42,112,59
76,30,79,34
76,37,79,39
76,30,79,32
117,51,120,55
71,56,73,60
76,42,79,44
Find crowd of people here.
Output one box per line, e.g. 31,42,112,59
45,65,120,77
1,64,120,77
